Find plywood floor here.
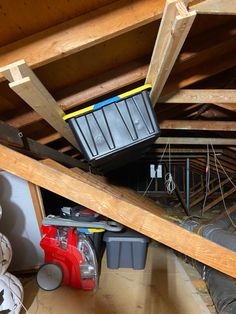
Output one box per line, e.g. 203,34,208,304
22,243,212,314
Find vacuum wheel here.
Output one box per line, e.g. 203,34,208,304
37,263,63,291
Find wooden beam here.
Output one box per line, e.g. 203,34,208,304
146,0,196,105
203,186,236,212
156,137,236,146
0,0,165,81
160,120,236,131
159,89,236,104
190,178,230,208
1,144,236,277
190,0,236,15
0,120,87,170
0,60,79,149
6,26,236,130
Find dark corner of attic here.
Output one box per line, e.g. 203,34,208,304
0,1,236,314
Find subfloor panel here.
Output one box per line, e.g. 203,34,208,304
21,243,213,314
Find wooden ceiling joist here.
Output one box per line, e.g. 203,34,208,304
191,0,236,15
145,0,196,105
156,137,236,146
0,0,165,81
160,120,236,131
159,89,236,104
1,143,236,278
0,59,79,150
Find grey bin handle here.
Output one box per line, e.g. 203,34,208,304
43,216,123,232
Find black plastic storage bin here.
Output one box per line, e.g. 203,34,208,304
103,229,149,269
64,85,160,172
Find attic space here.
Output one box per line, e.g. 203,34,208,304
0,1,236,313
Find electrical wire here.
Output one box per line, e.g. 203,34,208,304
142,143,169,196
202,144,211,213
164,144,175,194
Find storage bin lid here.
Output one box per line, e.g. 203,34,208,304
63,84,152,121
104,229,149,243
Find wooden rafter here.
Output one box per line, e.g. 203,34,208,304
0,120,87,170
159,89,236,104
1,144,236,277
0,0,165,81
160,120,236,131
6,29,236,130
191,0,236,15
0,60,79,150
156,137,236,146
190,178,230,208
146,0,196,105
203,186,236,212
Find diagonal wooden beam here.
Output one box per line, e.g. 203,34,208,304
190,178,230,208
159,89,236,104
0,60,79,150
145,0,196,106
203,186,236,212
160,120,236,131
0,120,87,170
1,144,236,278
190,0,236,15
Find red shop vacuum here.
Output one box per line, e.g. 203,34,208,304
37,205,122,291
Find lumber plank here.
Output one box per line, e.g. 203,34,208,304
160,120,236,131
0,0,165,81
190,0,236,15
0,120,87,170
0,60,79,149
159,89,236,104
146,0,196,106
1,145,236,278
190,178,230,208
6,30,236,130
156,137,236,146
203,186,236,212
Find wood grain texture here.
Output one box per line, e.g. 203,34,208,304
0,0,165,80
1,144,236,278
159,89,236,104
146,0,196,105
0,60,79,149
191,0,236,15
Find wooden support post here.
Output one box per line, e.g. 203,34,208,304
0,60,79,150
145,0,196,106
1,144,236,277
203,186,236,212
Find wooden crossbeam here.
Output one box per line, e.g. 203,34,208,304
190,0,236,15
1,144,236,277
203,186,236,212
0,60,79,150
0,120,87,170
156,137,236,146
6,28,236,130
160,120,236,131
159,89,236,104
145,0,196,106
190,178,230,208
